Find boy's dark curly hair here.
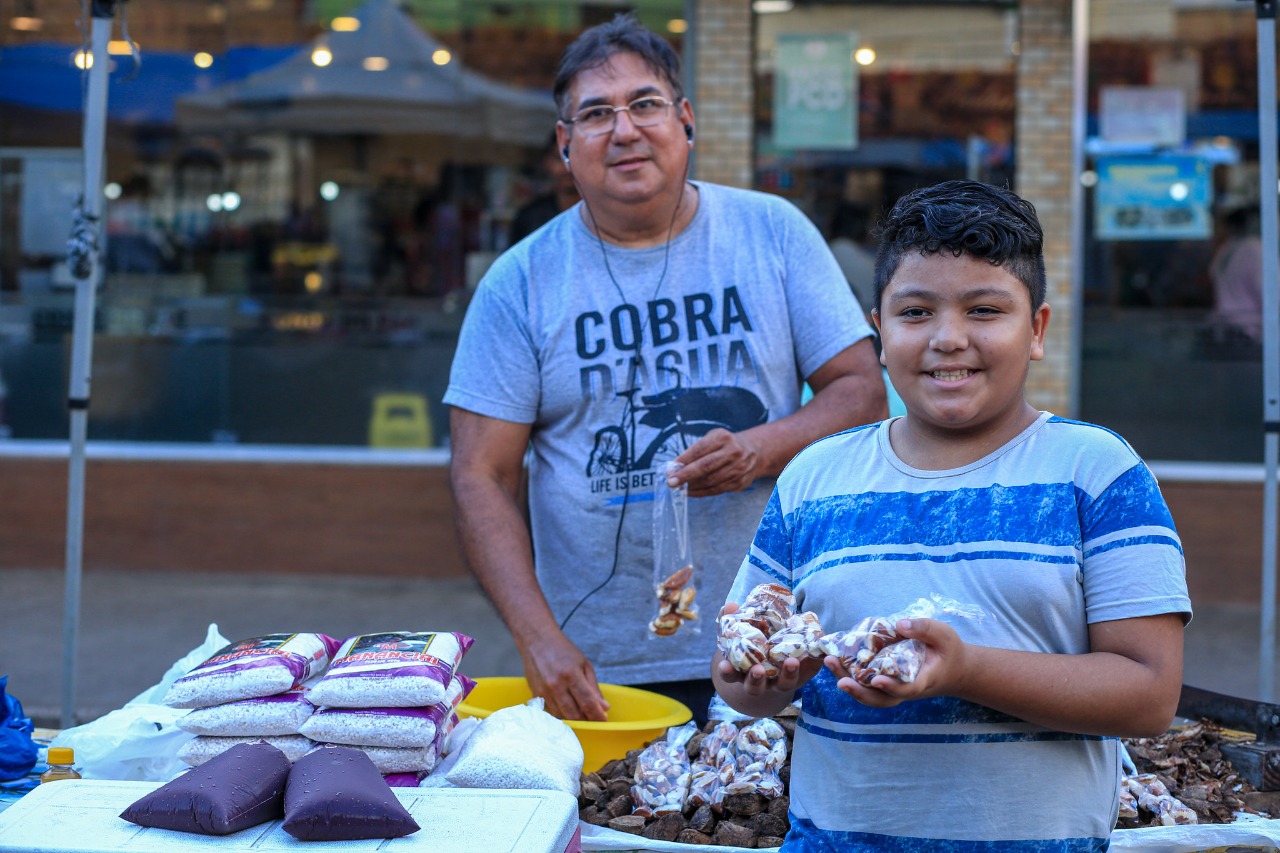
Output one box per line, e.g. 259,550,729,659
872,180,1047,314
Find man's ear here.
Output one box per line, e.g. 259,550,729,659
555,122,571,169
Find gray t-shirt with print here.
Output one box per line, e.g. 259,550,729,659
444,181,873,684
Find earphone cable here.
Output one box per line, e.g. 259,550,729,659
557,148,693,632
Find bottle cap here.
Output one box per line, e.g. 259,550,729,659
46,747,75,765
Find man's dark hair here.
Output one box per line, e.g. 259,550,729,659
553,13,684,120
872,180,1047,314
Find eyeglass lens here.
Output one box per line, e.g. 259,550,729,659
575,98,672,135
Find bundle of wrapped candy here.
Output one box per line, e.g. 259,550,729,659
718,584,985,685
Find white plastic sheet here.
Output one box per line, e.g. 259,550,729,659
48,624,227,781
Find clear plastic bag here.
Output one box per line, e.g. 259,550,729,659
717,583,825,676
721,718,787,799
818,594,986,685
686,721,738,809
631,720,697,817
650,462,699,638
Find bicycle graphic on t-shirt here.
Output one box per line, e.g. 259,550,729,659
585,383,768,476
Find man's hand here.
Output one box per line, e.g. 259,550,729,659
520,630,611,722
671,428,762,497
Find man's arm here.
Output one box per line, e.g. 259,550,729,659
448,406,609,721
672,338,887,496
836,612,1185,738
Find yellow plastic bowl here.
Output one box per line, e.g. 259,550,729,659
456,676,692,773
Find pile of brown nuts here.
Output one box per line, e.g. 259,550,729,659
579,711,1266,844
577,707,798,847
1118,718,1262,828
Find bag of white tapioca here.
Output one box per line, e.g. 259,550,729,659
299,673,475,748
162,633,341,710
305,631,474,709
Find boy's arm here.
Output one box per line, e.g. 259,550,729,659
839,612,1184,739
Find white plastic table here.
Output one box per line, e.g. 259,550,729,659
0,780,581,852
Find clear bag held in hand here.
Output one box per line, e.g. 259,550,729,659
819,594,987,686
650,461,699,638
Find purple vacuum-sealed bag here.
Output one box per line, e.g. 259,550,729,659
282,743,420,841
119,741,289,835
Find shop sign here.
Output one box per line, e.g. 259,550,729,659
1099,86,1186,148
773,32,857,151
1094,155,1211,241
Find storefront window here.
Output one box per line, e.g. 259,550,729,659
0,0,683,447
1080,0,1262,462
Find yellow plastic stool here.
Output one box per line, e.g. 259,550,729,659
369,393,433,448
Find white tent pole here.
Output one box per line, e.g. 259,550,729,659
62,0,116,730
1254,0,1279,703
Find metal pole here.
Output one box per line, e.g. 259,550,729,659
1069,0,1090,420
62,0,117,729
1253,0,1279,702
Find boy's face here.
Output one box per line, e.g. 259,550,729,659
873,250,1050,442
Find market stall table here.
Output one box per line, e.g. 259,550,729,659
0,779,581,852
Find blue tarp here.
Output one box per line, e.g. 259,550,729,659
0,43,296,125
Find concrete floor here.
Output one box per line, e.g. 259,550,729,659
2,566,1278,729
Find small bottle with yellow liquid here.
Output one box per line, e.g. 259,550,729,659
40,747,82,784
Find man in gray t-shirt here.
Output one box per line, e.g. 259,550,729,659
444,14,886,723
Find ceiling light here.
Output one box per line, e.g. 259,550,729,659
432,49,451,66
331,16,360,31
194,52,213,69
73,50,92,70
854,48,876,66
363,56,388,71
311,46,332,67
667,19,687,34
10,16,42,31
752,0,793,13
108,39,133,55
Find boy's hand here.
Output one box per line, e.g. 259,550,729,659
828,618,969,707
714,601,823,698
716,652,824,696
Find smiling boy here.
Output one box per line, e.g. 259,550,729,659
712,180,1191,851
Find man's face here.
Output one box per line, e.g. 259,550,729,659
556,51,693,211
873,250,1049,441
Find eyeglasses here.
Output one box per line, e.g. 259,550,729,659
564,96,677,137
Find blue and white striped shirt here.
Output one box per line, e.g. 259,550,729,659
726,412,1191,852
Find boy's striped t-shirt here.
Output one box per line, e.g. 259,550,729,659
726,412,1191,852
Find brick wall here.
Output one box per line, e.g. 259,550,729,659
1016,0,1076,415
0,458,466,579
0,457,1262,606
691,0,754,189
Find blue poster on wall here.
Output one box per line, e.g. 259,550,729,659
1094,155,1211,240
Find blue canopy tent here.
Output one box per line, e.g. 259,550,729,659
0,42,295,125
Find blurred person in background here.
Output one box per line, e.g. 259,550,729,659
508,132,580,246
